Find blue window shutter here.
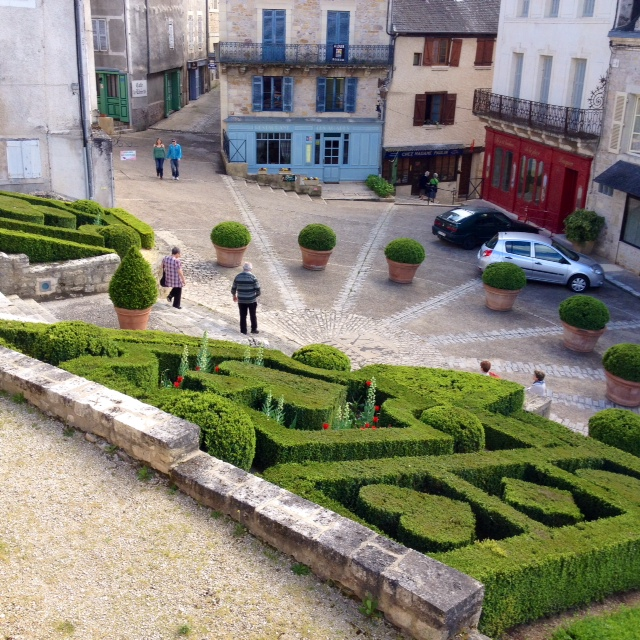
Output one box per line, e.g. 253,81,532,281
252,76,263,112
316,77,326,112
327,11,337,44
274,10,285,44
345,77,357,113
263,10,274,44
283,77,293,112
338,12,349,44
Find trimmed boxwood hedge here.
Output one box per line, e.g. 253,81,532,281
589,408,640,458
420,405,485,452
109,207,155,249
291,344,351,371
602,343,640,383
0,195,45,224
551,604,640,640
0,217,105,247
98,224,142,258
559,295,610,331
33,205,77,229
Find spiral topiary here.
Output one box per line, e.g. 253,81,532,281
98,224,142,258
602,343,640,383
33,321,118,366
384,238,426,264
210,221,251,248
158,391,256,470
482,262,527,291
559,295,610,331
297,224,337,251
108,247,158,310
291,344,351,371
70,199,105,217
588,408,640,458
420,405,485,453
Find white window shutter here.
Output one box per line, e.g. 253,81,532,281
609,92,627,154
99,20,108,51
23,140,42,179
6,141,23,179
92,19,99,51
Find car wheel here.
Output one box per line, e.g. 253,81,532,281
568,274,590,292
462,236,476,250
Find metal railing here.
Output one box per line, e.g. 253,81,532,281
220,42,393,66
473,89,602,139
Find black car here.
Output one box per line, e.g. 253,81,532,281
432,207,539,250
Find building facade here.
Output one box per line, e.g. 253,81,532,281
473,0,616,233
384,0,499,201
589,0,640,272
0,0,114,205
219,0,391,181
91,0,210,130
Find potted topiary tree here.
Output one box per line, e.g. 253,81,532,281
481,262,526,311
108,246,158,330
564,209,605,255
558,295,610,352
602,343,640,407
210,221,251,267
384,238,425,283
298,224,337,270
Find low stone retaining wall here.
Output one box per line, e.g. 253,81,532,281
0,345,485,640
0,252,120,299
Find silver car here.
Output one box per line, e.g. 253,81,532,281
477,232,605,292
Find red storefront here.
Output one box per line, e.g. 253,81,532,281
481,129,593,233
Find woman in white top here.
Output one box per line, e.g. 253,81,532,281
527,370,547,396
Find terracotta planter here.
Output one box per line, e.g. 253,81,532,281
213,244,247,268
300,246,333,270
114,306,152,330
571,240,595,255
561,321,606,353
604,370,640,407
483,284,522,311
386,258,421,284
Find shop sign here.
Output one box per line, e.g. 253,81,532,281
131,80,147,98
384,148,464,159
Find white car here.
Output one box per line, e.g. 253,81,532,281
477,232,605,293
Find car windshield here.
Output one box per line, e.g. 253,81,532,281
440,209,474,222
552,240,579,261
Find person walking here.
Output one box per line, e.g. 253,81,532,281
153,138,166,179
428,172,440,203
162,247,186,309
167,138,182,180
418,171,430,200
231,262,261,335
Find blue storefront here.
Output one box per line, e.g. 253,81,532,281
224,116,382,183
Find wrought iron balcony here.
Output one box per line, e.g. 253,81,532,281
219,42,393,67
473,89,602,140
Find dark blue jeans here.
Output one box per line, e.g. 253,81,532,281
238,302,258,333
170,159,180,178
155,158,165,177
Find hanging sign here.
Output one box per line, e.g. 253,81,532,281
120,150,136,161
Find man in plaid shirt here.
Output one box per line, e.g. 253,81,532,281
162,247,186,309
231,262,261,334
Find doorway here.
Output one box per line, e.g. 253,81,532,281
559,168,579,219
96,72,129,123
164,70,182,117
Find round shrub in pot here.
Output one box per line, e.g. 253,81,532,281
558,295,610,352
384,238,426,283
602,343,640,407
564,209,605,253
588,408,640,457
292,343,351,371
481,262,526,311
210,221,251,267
298,224,337,270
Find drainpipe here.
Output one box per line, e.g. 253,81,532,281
73,0,95,200
380,0,397,177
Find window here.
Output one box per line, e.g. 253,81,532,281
92,19,108,51
505,241,531,257
512,53,524,99
256,133,291,165
343,133,350,164
423,38,461,67
168,20,175,50
197,13,204,50
630,97,640,155
413,93,457,125
326,11,350,62
475,39,495,66
518,0,530,16
598,183,614,196
188,13,195,51
6,140,42,180
252,76,293,112
539,56,553,103
492,148,503,188
263,10,286,62
211,0,218,10
622,195,640,248
570,59,587,108
547,0,560,17
534,244,564,263
582,0,595,17
413,52,422,66
316,77,357,113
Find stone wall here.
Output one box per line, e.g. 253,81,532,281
0,252,120,300
0,345,485,640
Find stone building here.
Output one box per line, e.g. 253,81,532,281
589,1,640,272
218,0,392,182
383,0,499,201
0,0,114,205
90,0,210,130
473,0,617,234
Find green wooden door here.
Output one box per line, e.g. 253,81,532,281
164,70,182,116
96,72,129,122
118,74,129,123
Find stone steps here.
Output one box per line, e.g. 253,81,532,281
0,292,57,324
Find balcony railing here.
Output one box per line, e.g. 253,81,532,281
473,88,602,140
220,42,393,67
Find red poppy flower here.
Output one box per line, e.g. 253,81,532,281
365,381,372,387
365,423,370,428
360,427,365,430
322,423,330,430
177,376,183,383
195,366,201,371
374,406,380,411
373,416,379,423
173,381,180,388
372,426,377,430
214,366,220,373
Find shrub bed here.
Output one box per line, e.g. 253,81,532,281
291,344,351,371
365,174,395,197
0,217,105,247
420,405,485,452
98,224,142,258
551,605,640,640
589,408,640,458
109,207,155,249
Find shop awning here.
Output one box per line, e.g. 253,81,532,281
594,160,640,198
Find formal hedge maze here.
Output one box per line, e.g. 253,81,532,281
0,191,154,263
1,320,640,637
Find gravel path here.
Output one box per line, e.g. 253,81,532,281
0,394,405,640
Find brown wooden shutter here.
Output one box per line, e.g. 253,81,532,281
474,40,485,66
475,38,495,65
450,39,462,66
423,37,434,66
413,94,427,126
443,93,457,125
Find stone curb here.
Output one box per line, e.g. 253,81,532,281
0,345,485,640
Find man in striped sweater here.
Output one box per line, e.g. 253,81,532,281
231,262,261,334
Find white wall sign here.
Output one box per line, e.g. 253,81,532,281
120,150,136,161
131,80,147,98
